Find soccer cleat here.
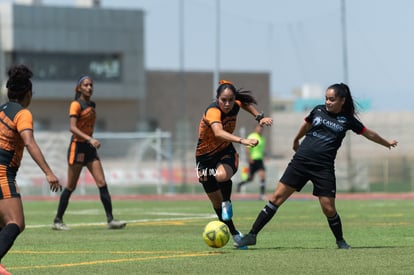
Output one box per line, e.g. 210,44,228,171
336,239,351,249
221,201,233,221
107,220,127,229
52,221,70,231
0,264,11,275
232,231,248,250
234,233,257,248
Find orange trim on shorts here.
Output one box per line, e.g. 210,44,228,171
0,165,12,199
68,141,76,165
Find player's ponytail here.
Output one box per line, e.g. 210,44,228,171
328,83,357,116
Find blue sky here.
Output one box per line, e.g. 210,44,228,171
2,0,413,111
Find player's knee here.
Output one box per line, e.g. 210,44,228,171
322,206,336,217
199,175,220,193
95,179,107,187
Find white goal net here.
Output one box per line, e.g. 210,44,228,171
17,130,173,196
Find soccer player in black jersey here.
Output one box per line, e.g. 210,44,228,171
234,83,398,249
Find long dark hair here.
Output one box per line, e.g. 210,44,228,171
6,64,33,101
216,80,257,105
327,83,357,116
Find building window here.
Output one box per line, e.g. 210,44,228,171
8,52,122,82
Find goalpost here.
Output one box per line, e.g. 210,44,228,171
17,129,174,196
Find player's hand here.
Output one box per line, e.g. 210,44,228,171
388,140,398,149
260,117,273,126
46,173,62,192
242,138,259,147
89,138,101,149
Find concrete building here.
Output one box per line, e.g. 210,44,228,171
0,1,271,140
0,1,145,131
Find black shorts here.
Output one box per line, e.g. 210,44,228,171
249,159,265,176
67,141,100,166
0,165,20,199
280,157,336,198
196,145,239,193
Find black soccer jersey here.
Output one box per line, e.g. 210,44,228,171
295,105,366,164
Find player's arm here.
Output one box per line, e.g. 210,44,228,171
20,129,61,192
210,122,258,147
69,116,100,148
241,103,273,126
69,116,89,140
293,121,311,151
361,128,398,149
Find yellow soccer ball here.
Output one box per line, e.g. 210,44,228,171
202,220,230,248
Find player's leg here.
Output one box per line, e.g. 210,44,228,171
253,182,294,234
234,181,295,247
215,163,234,220
235,159,309,248
52,163,82,230
319,196,350,249
53,141,83,230
87,160,126,229
0,197,24,262
200,173,240,238
314,167,350,249
216,150,239,221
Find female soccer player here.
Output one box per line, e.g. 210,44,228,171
0,64,62,274
52,75,126,230
196,80,272,247
234,83,398,249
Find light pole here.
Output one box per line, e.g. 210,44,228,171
0,12,5,103
213,0,220,97
341,0,353,190
178,0,188,192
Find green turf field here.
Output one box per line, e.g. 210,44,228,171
4,197,414,274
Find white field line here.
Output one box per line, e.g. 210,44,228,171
26,212,216,229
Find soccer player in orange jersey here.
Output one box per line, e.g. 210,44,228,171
52,75,126,231
196,80,272,248
0,65,62,274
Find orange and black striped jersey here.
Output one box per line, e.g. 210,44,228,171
0,102,33,168
196,100,241,160
69,99,96,142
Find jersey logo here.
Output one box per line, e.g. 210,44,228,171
312,116,322,127
336,116,347,124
